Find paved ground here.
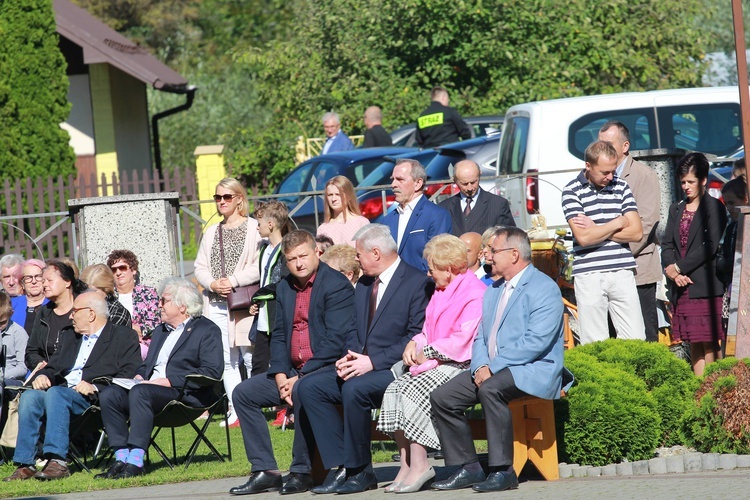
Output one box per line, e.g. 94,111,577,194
17,459,750,500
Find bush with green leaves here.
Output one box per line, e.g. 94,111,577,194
682,358,750,454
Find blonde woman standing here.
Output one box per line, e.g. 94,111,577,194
195,178,261,427
316,175,369,246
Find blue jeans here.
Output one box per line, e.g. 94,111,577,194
13,387,91,465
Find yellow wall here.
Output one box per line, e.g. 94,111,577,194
194,145,227,229
89,64,118,195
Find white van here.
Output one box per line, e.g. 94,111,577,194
496,87,743,231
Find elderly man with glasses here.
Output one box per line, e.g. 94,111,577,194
96,278,223,479
3,291,141,482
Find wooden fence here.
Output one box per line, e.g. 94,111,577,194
0,168,201,260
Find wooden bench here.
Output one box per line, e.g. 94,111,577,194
312,396,559,483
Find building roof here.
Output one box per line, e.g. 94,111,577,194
54,0,188,91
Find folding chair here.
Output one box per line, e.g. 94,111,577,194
0,345,7,463
68,404,110,472
149,374,231,470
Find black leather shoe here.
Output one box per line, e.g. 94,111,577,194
280,472,313,495
116,463,146,479
310,467,346,494
229,471,283,495
94,461,126,479
335,469,378,494
431,467,486,490
472,470,519,492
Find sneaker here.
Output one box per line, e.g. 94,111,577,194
219,412,239,428
271,408,287,427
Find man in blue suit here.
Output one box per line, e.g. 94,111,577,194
384,159,452,273
321,112,354,154
297,224,433,494
430,226,565,492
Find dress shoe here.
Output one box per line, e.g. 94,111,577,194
335,469,378,494
394,467,435,493
280,472,313,495
310,467,346,494
94,461,126,479
430,467,486,490
3,465,36,481
117,463,146,479
229,471,283,495
472,469,519,492
34,460,70,480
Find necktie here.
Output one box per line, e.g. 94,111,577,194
368,277,381,328
464,196,473,216
487,284,513,360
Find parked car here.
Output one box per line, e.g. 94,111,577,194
273,147,417,231
390,115,504,147
358,134,502,221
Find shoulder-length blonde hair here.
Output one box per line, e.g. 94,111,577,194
216,177,249,217
423,234,469,275
324,175,361,223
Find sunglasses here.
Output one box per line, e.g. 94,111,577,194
159,297,172,306
110,265,130,273
213,194,237,202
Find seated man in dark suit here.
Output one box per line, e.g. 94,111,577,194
297,224,433,494
384,159,452,273
228,230,355,496
96,277,223,479
439,160,515,236
430,227,565,492
3,291,141,481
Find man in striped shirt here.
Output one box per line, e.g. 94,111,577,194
561,140,646,344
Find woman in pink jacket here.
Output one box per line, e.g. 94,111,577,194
377,234,486,493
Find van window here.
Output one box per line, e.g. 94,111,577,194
498,115,529,175
657,104,741,156
568,109,656,160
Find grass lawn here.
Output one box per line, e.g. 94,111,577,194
0,413,487,499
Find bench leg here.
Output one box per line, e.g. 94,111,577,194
521,399,559,480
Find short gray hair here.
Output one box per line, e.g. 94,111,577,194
394,158,427,188
493,226,532,262
322,111,340,124
158,277,204,317
79,290,110,318
0,254,24,269
353,224,398,255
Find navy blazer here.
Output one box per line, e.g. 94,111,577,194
384,195,452,273
439,188,516,236
345,260,433,371
33,322,141,401
268,261,355,378
138,315,223,405
661,192,727,300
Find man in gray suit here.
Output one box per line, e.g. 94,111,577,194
599,121,661,342
439,160,515,236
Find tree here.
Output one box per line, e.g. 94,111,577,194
0,0,76,180
234,0,710,189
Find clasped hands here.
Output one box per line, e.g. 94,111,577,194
210,277,234,296
665,264,693,287
275,374,298,406
336,350,373,381
402,341,427,366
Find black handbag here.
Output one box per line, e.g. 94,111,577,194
218,223,259,311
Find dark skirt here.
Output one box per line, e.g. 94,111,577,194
672,288,725,343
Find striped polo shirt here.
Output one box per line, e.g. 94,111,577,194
561,170,638,276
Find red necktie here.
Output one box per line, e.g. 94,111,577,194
464,196,473,216
368,277,381,328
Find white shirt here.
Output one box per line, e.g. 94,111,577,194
150,318,190,380
65,326,104,387
396,194,423,247
374,257,401,308
118,292,134,316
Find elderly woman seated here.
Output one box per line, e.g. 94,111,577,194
80,264,132,328
319,244,361,286
96,277,223,479
376,234,486,493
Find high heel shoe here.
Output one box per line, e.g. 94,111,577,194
384,481,401,493
394,467,435,494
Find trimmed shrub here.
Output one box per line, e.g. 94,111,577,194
557,350,661,466
682,358,750,453
574,339,699,446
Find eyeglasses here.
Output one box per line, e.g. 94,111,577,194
490,247,516,255
213,194,236,202
22,274,44,283
110,265,130,273
159,297,172,306
71,307,93,315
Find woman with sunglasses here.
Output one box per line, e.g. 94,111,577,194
25,260,87,372
9,259,48,335
195,178,261,428
106,249,160,359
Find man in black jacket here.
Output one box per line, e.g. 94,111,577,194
3,291,140,482
363,106,393,148
415,86,471,149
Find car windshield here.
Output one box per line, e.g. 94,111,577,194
359,151,439,188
